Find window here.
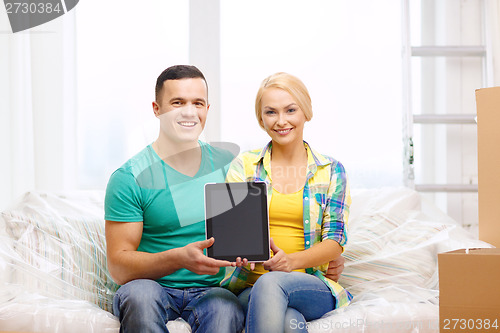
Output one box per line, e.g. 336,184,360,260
76,0,404,190
76,0,189,188
220,0,403,188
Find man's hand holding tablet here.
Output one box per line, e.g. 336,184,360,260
179,237,235,275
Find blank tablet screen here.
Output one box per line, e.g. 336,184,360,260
205,182,270,262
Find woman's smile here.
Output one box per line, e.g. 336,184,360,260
274,128,293,135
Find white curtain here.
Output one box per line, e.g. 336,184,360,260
0,13,77,210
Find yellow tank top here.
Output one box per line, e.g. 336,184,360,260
247,187,306,285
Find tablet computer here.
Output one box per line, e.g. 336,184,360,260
205,182,270,262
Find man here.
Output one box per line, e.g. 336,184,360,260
105,65,244,333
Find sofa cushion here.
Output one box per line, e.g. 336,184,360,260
0,191,118,312
0,223,14,285
340,188,451,297
341,187,491,300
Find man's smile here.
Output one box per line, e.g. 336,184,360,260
178,121,197,127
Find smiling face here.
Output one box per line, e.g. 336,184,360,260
152,78,209,146
260,87,307,147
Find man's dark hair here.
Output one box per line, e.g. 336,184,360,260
155,65,208,103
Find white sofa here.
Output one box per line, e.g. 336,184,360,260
0,188,492,332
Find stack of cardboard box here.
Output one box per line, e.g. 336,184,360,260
438,87,500,332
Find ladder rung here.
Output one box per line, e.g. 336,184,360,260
413,114,477,124
411,46,486,57
415,184,478,192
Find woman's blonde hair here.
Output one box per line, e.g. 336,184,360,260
255,72,313,130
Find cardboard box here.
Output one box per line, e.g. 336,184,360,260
476,87,500,248
439,248,500,332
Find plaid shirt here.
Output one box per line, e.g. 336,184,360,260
220,141,353,309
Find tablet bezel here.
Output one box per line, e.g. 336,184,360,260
204,181,270,262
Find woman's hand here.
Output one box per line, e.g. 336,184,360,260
263,238,294,272
324,256,345,282
232,257,255,270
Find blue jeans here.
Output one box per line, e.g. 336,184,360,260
113,279,245,333
239,272,336,333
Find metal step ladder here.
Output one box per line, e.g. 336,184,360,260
401,0,494,193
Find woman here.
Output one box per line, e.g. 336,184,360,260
222,72,352,332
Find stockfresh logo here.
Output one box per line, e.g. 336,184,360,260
4,0,79,33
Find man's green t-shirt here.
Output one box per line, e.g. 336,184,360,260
104,141,235,288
